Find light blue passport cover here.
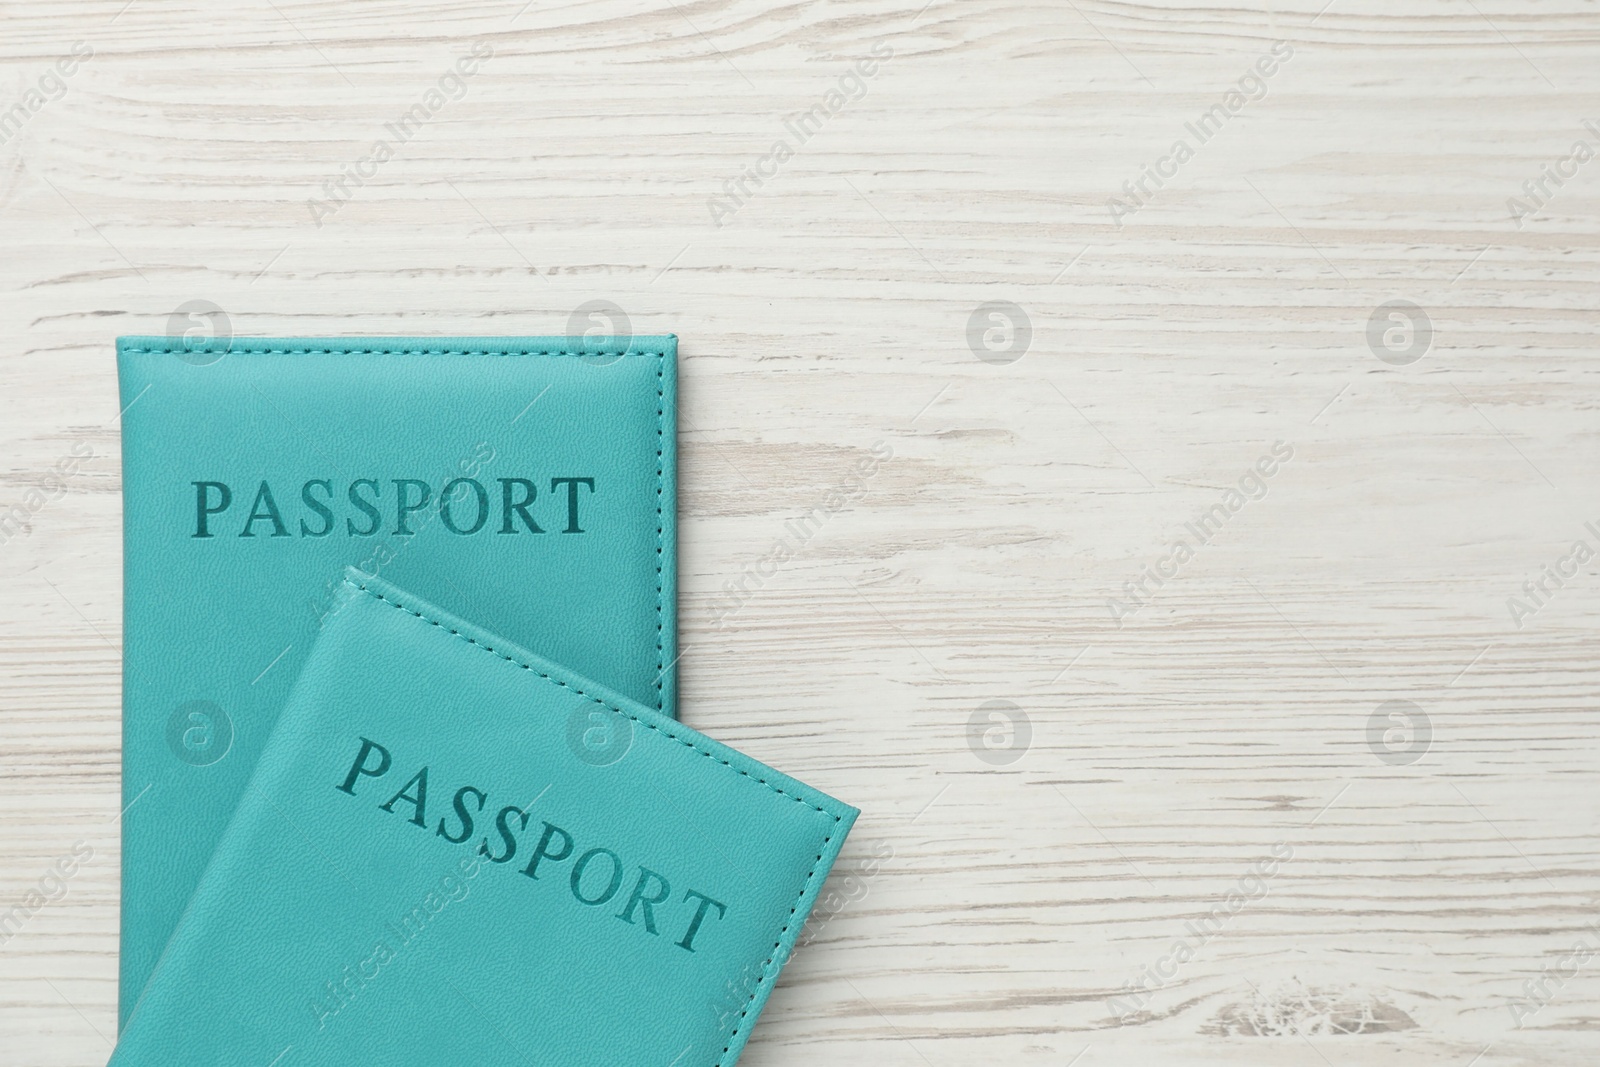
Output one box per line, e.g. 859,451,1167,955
110,571,857,1067
117,336,677,1026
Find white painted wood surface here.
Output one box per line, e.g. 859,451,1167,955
3,1,1599,1063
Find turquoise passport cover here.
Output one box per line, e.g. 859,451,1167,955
116,336,677,1026
110,570,857,1067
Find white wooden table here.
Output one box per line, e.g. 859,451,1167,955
3,2,1599,1063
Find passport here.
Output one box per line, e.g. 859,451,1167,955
116,335,677,1024
110,570,856,1066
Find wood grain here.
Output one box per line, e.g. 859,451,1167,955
3,0,1599,1063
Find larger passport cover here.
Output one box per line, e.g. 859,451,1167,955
110,571,855,1067
116,336,677,1026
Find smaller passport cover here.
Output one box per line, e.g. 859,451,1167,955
110,570,858,1067
117,336,677,1024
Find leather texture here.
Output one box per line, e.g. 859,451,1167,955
110,570,856,1067
116,336,677,1027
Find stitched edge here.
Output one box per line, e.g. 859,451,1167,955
655,355,666,709
123,348,652,357
128,343,669,713
714,835,837,1067
343,576,841,1067
344,578,838,818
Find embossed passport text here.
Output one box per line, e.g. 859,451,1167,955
116,336,678,1024
110,571,856,1067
